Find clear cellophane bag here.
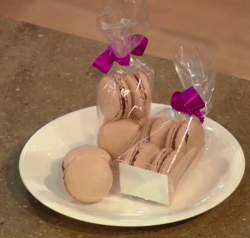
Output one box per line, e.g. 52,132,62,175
112,45,217,207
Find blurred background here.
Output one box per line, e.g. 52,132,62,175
0,0,249,80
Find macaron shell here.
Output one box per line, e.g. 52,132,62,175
159,150,187,192
183,146,205,172
159,150,187,197
98,119,141,160
125,73,145,119
124,141,159,169
125,72,152,119
63,145,112,169
139,119,154,141
150,117,174,149
122,140,143,165
165,120,185,149
175,119,205,164
175,119,205,154
150,148,173,172
97,75,122,122
136,72,152,118
134,142,159,169
97,76,123,121
137,116,149,127
160,150,186,175
118,77,132,119
64,155,113,203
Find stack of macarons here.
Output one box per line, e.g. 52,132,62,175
62,117,204,204
97,71,152,123
62,71,153,204
97,71,152,160
62,71,205,205
122,116,205,184
62,145,113,204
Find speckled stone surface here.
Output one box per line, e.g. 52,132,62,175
0,16,249,238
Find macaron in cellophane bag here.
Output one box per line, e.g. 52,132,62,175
61,0,154,205
112,45,217,207
93,0,155,162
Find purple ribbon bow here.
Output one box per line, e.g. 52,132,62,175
171,87,205,123
93,35,148,74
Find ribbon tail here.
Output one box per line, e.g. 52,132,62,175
131,36,148,56
93,47,114,74
194,110,205,123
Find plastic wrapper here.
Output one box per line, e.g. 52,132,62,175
94,0,154,161
112,46,217,206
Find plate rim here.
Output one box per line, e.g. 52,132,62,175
19,103,246,227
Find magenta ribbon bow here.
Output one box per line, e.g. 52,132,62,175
93,35,148,74
171,87,205,123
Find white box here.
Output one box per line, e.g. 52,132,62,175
119,163,171,206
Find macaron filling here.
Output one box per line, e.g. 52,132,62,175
133,72,148,101
113,77,127,118
156,149,173,172
115,77,131,119
167,121,185,149
131,142,147,165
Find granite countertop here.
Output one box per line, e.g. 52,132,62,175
0,16,249,238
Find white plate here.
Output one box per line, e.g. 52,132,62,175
19,104,245,227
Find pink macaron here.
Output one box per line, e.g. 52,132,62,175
140,117,175,149
122,140,159,169
97,75,132,123
124,72,152,120
98,119,141,160
63,155,113,203
63,145,112,170
165,118,205,161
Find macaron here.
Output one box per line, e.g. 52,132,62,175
150,148,174,172
63,155,113,203
139,118,154,141
166,118,205,153
123,140,160,169
63,145,112,171
165,120,185,149
150,117,175,149
97,75,132,122
151,148,185,175
165,118,205,167
97,119,141,160
151,148,187,194
140,117,174,149
125,72,152,120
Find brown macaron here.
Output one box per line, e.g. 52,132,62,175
97,119,141,160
